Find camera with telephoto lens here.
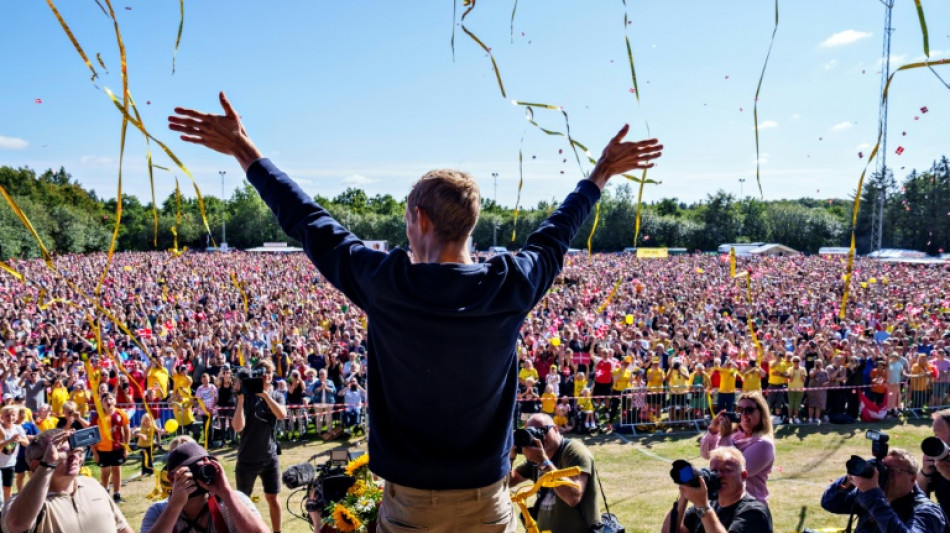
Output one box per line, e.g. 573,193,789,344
68,427,101,450
922,437,950,461
670,460,721,501
236,366,265,396
513,427,547,453
845,429,889,489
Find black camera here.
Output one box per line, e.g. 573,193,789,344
514,427,546,453
845,430,890,488
670,459,721,501
723,412,741,424
922,437,950,462
190,462,217,485
236,366,265,396
68,427,101,450
285,449,362,523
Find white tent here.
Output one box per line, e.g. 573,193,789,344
748,243,801,257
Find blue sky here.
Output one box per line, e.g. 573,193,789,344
1,1,948,209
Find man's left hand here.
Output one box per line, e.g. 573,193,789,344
679,477,711,508
850,468,880,492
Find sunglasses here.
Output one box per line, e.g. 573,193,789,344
735,405,758,416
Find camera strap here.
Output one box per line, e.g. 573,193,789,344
207,495,229,533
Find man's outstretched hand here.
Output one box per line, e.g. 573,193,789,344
168,92,263,172
588,124,663,190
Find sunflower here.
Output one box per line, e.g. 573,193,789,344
332,503,363,532
344,454,370,476
348,479,367,497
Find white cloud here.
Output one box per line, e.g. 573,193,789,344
878,54,906,68
757,120,779,130
830,122,853,131
0,135,28,150
820,30,872,48
822,59,839,71
80,155,113,164
790,113,801,120
341,174,379,186
856,143,871,150
756,157,768,165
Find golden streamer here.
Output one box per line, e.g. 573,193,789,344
148,152,159,246
96,52,107,70
195,397,211,450
735,272,763,358
597,275,623,314
840,57,950,319
96,116,125,297
753,0,779,197
171,176,182,254
511,467,581,533
509,0,518,43
0,261,23,282
587,202,600,257
914,0,930,58
622,1,640,104
231,271,249,314
730,247,736,278
0,184,54,268
460,0,506,98
172,0,184,74
44,0,99,82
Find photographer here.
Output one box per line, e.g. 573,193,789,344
140,440,269,533
700,392,774,503
662,447,773,533
1,429,133,533
918,409,950,525
232,360,287,533
821,448,945,532
510,414,600,532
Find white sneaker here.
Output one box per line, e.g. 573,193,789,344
793,418,801,424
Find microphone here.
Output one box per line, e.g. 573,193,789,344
282,462,317,489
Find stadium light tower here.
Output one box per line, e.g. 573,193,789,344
738,178,746,199
870,0,894,254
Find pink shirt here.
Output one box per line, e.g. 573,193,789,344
700,430,774,504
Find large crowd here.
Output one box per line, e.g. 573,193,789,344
0,250,948,522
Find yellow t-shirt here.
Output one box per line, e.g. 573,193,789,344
667,369,689,392
574,377,588,398
172,375,193,398
137,424,156,448
577,397,594,412
718,368,738,393
612,368,633,391
788,367,807,389
519,368,539,384
70,389,89,416
50,386,69,417
911,364,930,392
646,368,666,391
768,360,791,386
553,414,568,427
37,417,58,432
173,398,196,426
742,369,763,391
540,392,557,414
147,366,170,399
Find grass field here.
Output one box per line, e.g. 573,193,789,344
98,419,933,533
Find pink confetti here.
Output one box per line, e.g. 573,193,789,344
531,155,536,159
858,152,863,158
777,466,783,473
914,116,919,121
521,32,525,37
146,100,151,105
895,146,904,155
560,171,565,175
940,248,945,253
739,107,743,112
902,131,907,136
921,106,929,113
644,235,650,241
34,98,42,104
627,20,632,25
558,149,563,154
562,158,567,163
628,88,636,94
125,6,132,10
725,75,730,79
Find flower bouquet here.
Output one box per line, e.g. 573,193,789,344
321,454,381,533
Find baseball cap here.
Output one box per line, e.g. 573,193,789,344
166,441,210,472
1,393,10,401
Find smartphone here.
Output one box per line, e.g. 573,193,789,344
68,427,101,450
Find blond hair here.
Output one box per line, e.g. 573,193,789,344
1,405,18,417
737,391,773,439
407,169,481,243
709,446,746,471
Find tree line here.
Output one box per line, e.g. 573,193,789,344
1,157,948,258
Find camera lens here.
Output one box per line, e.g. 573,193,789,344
193,463,216,484
922,437,950,460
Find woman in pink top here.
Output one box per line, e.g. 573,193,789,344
700,390,775,504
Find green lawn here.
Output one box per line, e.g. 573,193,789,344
100,420,933,533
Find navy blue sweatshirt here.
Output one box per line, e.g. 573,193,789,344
247,158,599,489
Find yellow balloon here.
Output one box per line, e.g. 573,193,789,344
860,282,868,289
164,419,179,434
869,277,877,284
625,314,634,325
550,337,561,347
882,277,889,285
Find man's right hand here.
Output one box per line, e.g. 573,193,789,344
169,467,195,508
588,125,662,190
42,430,73,466
168,92,263,172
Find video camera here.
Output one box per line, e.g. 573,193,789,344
513,427,546,453
235,366,266,396
669,460,721,502
845,429,889,489
283,449,364,524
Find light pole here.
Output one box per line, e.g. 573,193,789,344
738,178,746,199
491,172,498,247
219,170,227,249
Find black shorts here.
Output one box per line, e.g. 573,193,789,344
97,449,126,467
0,466,13,487
14,456,29,474
236,460,281,495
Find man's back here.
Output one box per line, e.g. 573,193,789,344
247,159,600,490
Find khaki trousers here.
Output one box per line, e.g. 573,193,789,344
377,476,515,533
